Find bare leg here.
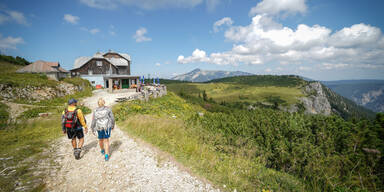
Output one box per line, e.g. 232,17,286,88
78,138,84,148
99,139,104,150
71,138,77,148
104,139,110,155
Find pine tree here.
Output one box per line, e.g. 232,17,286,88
203,90,208,101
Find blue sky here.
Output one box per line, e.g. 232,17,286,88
0,0,384,80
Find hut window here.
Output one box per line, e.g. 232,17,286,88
96,61,102,67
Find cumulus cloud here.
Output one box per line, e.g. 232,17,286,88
213,17,233,32
249,0,307,16
178,13,384,71
177,49,209,64
79,0,221,10
0,34,24,50
155,62,161,66
133,27,151,42
63,14,79,24
0,9,28,25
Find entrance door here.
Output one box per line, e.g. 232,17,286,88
122,79,129,89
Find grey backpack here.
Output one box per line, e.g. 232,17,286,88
94,107,109,131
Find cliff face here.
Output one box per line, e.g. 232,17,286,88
298,81,375,119
354,88,384,112
299,82,332,115
0,82,81,102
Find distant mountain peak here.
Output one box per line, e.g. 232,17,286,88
172,68,253,82
191,68,202,72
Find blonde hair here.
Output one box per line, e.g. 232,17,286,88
98,98,105,107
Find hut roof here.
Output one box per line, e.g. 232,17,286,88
73,52,130,69
16,60,68,73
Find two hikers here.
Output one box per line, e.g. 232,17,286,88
62,98,88,160
91,98,115,161
62,98,115,161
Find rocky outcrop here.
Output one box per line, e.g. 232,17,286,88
353,87,384,112
299,82,332,115
0,82,81,102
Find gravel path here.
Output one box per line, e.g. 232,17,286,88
44,89,219,192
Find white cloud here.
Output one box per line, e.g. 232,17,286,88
265,68,272,72
298,66,311,71
178,49,209,64
178,11,384,71
206,0,220,11
0,34,24,50
109,25,116,36
155,62,161,66
321,63,349,70
0,9,28,25
276,67,284,71
213,17,233,32
64,14,79,24
81,27,100,34
90,28,100,34
79,0,221,10
79,0,117,9
133,27,151,42
249,0,307,16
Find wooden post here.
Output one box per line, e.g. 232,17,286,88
108,79,113,92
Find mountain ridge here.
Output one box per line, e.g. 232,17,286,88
322,80,384,112
171,68,253,82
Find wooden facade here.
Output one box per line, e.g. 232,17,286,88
70,51,138,91
103,52,131,75
71,59,119,76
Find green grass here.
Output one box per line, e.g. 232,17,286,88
167,83,304,105
114,92,384,191
208,75,307,87
0,102,9,128
0,115,62,191
18,107,51,119
0,61,93,190
0,54,30,66
115,92,305,191
0,61,58,88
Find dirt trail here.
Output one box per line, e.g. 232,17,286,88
44,90,218,191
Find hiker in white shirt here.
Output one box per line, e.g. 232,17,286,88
91,98,115,161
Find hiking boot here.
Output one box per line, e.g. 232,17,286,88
105,154,109,161
101,149,105,155
74,148,81,160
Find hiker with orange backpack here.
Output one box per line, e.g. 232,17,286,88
62,98,88,160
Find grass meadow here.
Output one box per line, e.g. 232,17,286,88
167,83,304,105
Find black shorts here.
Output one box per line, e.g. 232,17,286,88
66,127,84,139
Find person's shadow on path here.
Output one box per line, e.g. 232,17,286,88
82,140,98,157
110,140,122,157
